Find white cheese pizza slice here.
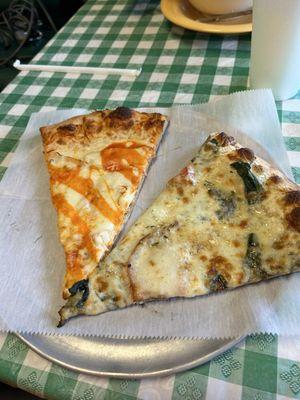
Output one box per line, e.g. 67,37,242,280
41,107,168,299
58,132,300,325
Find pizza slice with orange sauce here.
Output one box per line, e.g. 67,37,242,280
40,107,168,299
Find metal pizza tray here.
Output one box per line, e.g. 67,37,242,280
15,105,243,377
17,333,244,378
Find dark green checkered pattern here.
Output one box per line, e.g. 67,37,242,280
0,0,299,398
1,333,300,399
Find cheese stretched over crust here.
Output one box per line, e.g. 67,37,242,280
59,132,300,325
41,107,168,298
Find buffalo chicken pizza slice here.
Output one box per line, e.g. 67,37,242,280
41,107,167,299
59,132,300,325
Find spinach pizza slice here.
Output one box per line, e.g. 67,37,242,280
58,132,300,325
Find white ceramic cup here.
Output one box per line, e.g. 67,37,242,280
188,0,252,15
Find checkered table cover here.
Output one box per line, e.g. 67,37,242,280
0,0,299,399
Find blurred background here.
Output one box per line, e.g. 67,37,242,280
0,0,86,91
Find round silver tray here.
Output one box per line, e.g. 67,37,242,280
17,333,244,378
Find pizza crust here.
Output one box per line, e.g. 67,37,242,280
41,107,166,158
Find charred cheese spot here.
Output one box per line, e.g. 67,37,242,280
286,207,300,232
114,294,122,302
285,190,300,205
106,108,134,130
57,124,77,132
57,139,66,145
215,132,236,147
177,187,184,196
239,220,248,228
237,147,255,163
143,116,164,132
207,256,233,282
267,175,282,185
96,277,108,291
110,107,132,120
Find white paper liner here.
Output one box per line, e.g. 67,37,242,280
0,89,299,338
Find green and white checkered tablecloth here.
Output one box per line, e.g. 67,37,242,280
0,0,299,398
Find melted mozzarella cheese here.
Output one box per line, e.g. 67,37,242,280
59,132,300,324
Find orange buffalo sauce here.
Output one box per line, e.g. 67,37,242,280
101,142,150,186
52,194,98,285
49,165,121,225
